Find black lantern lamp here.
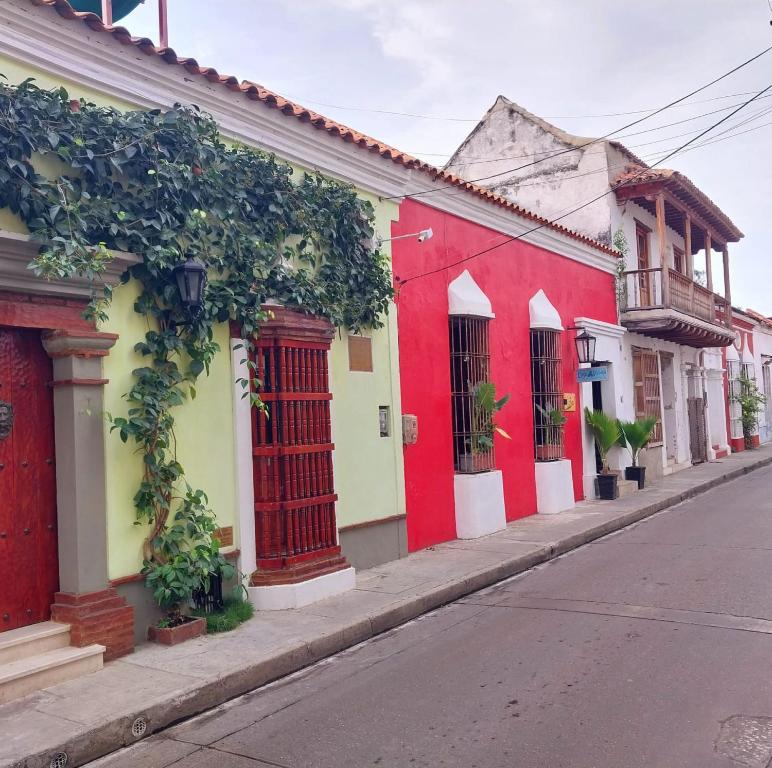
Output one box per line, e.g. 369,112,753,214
574,328,597,365
172,255,207,319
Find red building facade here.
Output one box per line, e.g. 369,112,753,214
393,199,619,552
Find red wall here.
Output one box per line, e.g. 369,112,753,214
393,200,618,552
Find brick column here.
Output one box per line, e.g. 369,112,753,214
42,330,134,660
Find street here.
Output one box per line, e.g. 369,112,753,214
91,466,772,768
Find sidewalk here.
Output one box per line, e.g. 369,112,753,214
5,446,772,768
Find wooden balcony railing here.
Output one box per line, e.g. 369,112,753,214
623,268,729,327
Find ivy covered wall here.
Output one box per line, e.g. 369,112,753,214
0,56,405,582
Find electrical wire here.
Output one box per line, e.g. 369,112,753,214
383,45,772,201
410,94,772,167
285,88,769,123
395,82,772,289
473,107,772,193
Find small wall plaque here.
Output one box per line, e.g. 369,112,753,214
213,526,234,548
563,393,576,412
348,335,373,372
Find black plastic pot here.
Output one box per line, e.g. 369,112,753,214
596,473,619,500
624,466,646,490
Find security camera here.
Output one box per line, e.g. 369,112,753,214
417,228,433,243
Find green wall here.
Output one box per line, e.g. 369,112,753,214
0,54,405,579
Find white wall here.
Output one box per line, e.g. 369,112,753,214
575,317,627,497
752,325,772,442
447,98,616,245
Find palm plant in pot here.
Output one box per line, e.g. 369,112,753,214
583,408,622,500
534,403,567,461
458,381,510,472
618,417,657,489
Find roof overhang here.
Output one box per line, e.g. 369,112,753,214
613,170,743,245
621,306,735,348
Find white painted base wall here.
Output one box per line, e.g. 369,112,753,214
454,471,507,539
247,567,356,611
535,459,575,514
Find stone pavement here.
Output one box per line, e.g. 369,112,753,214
4,446,772,768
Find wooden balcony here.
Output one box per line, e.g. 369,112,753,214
621,268,735,347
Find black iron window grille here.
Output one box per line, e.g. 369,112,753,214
192,571,224,614
530,329,565,462
449,316,494,474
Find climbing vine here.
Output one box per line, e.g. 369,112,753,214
612,225,629,318
0,78,393,612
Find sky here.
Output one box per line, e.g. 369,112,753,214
119,0,771,312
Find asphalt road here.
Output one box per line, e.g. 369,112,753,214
92,467,772,768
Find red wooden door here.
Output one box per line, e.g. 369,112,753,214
0,328,58,633
248,308,348,585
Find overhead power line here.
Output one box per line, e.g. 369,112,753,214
396,82,772,289
384,44,772,201
408,94,772,167
286,88,768,123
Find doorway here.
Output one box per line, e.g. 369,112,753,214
0,327,59,632
685,366,708,464
659,353,678,464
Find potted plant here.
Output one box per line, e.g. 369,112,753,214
145,488,235,645
618,417,657,489
534,404,567,461
732,374,766,450
583,408,622,500
458,381,510,471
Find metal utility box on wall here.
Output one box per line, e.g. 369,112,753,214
402,414,418,445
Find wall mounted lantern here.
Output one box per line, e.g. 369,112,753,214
172,255,207,318
574,329,597,365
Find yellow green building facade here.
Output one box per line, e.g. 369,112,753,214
0,0,405,651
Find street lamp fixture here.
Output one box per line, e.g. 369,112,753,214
574,329,597,365
172,255,207,319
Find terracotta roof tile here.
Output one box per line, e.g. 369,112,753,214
26,0,616,257
613,165,743,242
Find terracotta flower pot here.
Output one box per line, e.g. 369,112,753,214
535,444,562,461
148,616,206,646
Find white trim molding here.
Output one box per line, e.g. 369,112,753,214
448,270,495,318
0,229,139,298
230,338,256,577
529,289,563,331
573,316,627,338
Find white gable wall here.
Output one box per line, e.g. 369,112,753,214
446,100,616,245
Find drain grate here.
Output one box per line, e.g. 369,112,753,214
49,753,68,768
131,716,148,739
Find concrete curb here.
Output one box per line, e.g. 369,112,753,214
15,452,772,768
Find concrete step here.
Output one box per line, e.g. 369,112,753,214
0,643,104,705
0,622,70,665
617,478,639,498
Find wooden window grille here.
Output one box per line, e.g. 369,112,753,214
449,316,494,473
530,330,564,462
249,309,347,585
632,348,663,444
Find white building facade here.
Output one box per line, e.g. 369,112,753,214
448,99,744,484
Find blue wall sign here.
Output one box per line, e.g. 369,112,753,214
577,366,608,383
